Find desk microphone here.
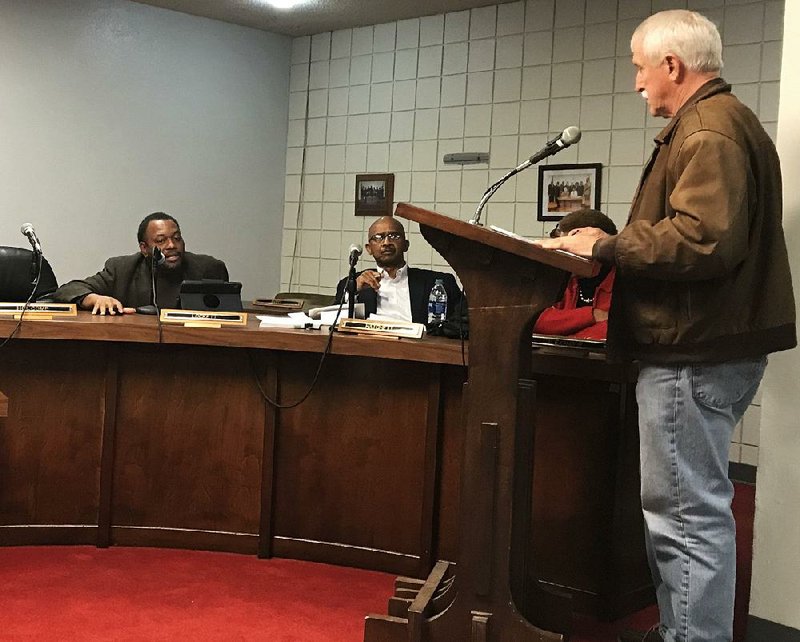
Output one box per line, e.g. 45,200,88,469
20,223,44,286
348,244,362,268
346,245,363,318
20,223,43,254
135,247,165,315
152,246,166,267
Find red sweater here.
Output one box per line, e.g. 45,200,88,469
533,268,615,340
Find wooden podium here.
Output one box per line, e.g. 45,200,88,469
364,204,599,642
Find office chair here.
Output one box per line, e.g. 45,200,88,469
0,246,59,302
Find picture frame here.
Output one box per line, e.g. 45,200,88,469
537,163,602,222
354,173,395,216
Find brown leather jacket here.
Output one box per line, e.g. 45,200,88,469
594,78,796,363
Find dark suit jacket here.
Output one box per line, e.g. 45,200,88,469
53,252,229,309
335,267,463,325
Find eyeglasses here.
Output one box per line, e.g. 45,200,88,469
368,231,404,243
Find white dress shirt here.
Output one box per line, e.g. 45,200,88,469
373,263,412,322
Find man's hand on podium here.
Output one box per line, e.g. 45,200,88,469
81,293,135,315
534,226,609,259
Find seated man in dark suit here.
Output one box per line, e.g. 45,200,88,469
335,216,463,325
53,212,229,315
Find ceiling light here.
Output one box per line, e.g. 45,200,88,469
261,0,308,9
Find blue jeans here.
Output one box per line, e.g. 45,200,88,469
636,357,767,642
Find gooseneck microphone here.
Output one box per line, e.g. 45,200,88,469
526,126,582,167
20,223,42,254
470,125,582,226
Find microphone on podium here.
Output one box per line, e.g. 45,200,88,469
470,126,582,226
525,126,581,167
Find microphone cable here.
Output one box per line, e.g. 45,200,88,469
151,252,163,344
247,268,355,409
457,293,467,371
0,251,43,349
247,297,346,409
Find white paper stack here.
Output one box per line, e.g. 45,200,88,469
257,312,322,329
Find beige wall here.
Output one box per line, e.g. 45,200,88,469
0,0,291,301
749,0,800,631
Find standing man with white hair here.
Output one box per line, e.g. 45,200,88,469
536,10,795,642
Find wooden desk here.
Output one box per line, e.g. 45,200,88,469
0,313,650,620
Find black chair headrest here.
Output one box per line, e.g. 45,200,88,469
0,246,59,302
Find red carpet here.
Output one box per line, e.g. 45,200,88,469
0,547,394,641
0,485,754,641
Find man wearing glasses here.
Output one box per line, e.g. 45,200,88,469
334,216,462,325
53,212,229,315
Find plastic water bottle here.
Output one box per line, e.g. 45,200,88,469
427,279,448,324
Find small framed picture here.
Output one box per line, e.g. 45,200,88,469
537,163,602,222
354,173,395,216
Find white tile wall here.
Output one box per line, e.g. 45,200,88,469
331,30,352,59
498,2,525,36
420,15,445,46
282,0,783,464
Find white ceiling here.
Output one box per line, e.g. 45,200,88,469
133,0,519,37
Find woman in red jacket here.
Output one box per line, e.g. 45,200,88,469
533,209,617,340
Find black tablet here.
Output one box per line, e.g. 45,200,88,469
179,279,243,312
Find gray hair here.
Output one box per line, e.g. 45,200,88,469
631,10,723,73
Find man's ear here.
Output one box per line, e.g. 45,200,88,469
402,239,410,252
139,241,149,257
664,54,683,81
365,243,375,258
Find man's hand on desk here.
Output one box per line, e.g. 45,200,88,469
81,293,135,315
356,270,381,292
534,227,609,259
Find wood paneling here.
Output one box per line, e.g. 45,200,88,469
111,344,265,535
271,353,431,556
0,341,105,528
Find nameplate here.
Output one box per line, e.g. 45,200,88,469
159,309,248,328
0,302,77,320
251,298,304,314
336,317,425,339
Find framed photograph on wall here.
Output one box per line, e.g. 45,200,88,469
354,173,394,216
537,163,602,222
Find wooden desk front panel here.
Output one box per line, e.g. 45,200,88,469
110,344,266,550
529,375,647,618
0,341,106,541
270,352,436,574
